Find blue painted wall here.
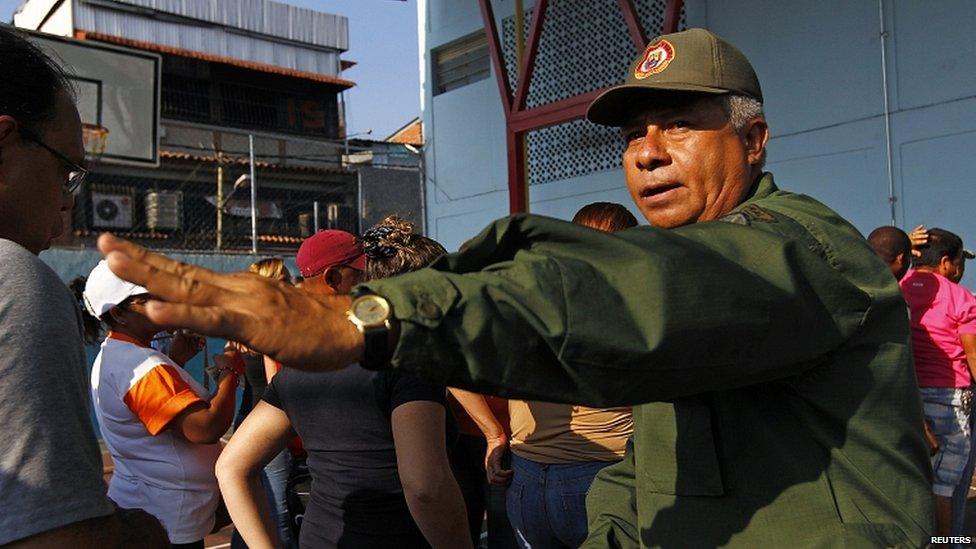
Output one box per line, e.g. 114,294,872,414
420,0,976,287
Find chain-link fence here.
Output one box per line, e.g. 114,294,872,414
55,123,423,254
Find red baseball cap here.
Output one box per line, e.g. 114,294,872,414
296,230,366,277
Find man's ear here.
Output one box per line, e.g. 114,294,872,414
743,117,769,168
324,266,342,291
0,115,19,166
939,254,955,277
0,115,18,144
894,252,905,270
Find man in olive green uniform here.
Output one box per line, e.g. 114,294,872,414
98,29,933,547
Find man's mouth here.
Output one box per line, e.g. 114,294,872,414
640,183,682,201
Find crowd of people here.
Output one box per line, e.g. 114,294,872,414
868,225,976,541
4,20,976,549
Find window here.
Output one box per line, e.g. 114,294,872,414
433,31,490,95
161,74,211,122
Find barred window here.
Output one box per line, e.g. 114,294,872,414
433,31,490,95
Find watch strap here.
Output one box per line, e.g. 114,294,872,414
360,322,391,370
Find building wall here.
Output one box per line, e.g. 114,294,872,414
420,0,976,287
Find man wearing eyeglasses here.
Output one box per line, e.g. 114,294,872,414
0,25,164,547
0,74,84,254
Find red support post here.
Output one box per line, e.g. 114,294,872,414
512,0,548,112
478,0,514,115
477,0,669,213
617,0,648,49
506,130,528,213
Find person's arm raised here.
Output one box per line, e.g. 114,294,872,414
169,351,242,444
98,233,363,370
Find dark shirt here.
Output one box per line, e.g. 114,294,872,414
263,364,445,549
236,352,267,424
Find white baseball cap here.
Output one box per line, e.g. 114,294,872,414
83,260,149,318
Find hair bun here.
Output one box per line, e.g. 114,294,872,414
377,215,414,246
361,215,416,259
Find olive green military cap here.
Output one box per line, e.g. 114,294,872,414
587,28,763,127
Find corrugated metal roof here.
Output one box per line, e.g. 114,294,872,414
81,0,347,50
74,0,348,76
77,30,355,88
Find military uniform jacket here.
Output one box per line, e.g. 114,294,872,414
360,173,933,548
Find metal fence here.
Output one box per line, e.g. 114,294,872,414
56,129,424,254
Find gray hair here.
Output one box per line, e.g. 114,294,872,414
724,94,764,133
723,94,766,169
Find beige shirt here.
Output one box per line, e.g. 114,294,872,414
509,400,633,463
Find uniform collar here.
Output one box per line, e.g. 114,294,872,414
739,172,778,205
106,331,152,348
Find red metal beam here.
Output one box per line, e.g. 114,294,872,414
479,0,674,213
663,0,684,34
616,0,648,49
512,0,548,112
506,131,528,213
478,0,514,115
510,88,605,133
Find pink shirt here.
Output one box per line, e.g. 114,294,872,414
900,270,976,388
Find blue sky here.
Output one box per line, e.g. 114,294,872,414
1,0,420,138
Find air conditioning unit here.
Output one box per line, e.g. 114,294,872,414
145,191,182,231
91,192,133,229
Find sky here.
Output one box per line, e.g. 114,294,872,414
0,0,421,138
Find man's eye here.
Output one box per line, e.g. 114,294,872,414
624,130,644,142
672,120,690,129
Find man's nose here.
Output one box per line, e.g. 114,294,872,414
634,127,670,170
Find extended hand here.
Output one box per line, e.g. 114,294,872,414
98,233,364,370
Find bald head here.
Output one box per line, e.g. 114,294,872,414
867,226,912,280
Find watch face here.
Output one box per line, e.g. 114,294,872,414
353,296,390,326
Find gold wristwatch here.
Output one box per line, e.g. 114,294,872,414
347,294,394,370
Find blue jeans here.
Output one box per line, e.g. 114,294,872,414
920,387,972,497
506,454,615,549
231,449,295,549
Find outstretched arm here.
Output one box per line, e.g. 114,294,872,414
99,209,871,407
98,233,363,370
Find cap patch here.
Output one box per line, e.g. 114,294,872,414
634,39,675,79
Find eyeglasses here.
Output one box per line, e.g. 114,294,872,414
18,125,88,194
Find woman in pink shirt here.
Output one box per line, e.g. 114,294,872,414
899,227,976,536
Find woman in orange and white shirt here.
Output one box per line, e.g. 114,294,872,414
83,260,242,548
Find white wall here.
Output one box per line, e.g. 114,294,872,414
420,0,976,287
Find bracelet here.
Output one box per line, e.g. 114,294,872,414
212,365,241,386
